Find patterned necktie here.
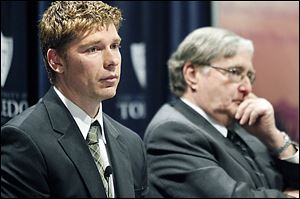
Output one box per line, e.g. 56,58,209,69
227,129,268,187
87,121,112,197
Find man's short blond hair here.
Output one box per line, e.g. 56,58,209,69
39,1,122,84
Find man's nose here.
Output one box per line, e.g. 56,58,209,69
103,49,120,70
238,76,252,95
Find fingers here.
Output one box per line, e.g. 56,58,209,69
235,101,247,120
244,92,257,100
236,99,259,125
235,98,272,126
235,93,258,120
248,108,261,125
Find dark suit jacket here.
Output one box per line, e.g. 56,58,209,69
1,87,148,198
143,98,298,198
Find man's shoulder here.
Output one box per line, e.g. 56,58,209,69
103,113,142,139
2,101,44,129
147,101,189,129
143,101,191,142
1,88,61,134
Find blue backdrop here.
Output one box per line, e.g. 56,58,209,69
1,2,29,125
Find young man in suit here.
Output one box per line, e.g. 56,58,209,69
1,1,148,198
144,27,298,198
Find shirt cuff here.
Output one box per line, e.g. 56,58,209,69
280,144,299,163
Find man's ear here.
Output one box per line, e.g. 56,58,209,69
47,49,64,74
183,62,199,91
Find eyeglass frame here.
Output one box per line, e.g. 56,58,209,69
205,64,256,84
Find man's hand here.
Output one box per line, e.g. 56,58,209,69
234,93,296,158
235,93,278,140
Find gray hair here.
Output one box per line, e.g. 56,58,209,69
168,27,254,97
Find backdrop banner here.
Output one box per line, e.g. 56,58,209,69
1,2,29,125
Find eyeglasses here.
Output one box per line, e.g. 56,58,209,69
206,65,256,84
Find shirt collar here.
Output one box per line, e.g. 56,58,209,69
54,86,107,144
180,97,228,137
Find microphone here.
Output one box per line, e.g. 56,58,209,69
104,165,113,197
104,165,113,179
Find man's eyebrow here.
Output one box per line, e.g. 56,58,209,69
228,65,246,70
79,40,102,48
80,38,122,48
112,38,122,43
228,65,244,68
229,65,256,73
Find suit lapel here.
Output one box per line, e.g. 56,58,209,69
43,87,106,198
171,98,259,186
57,129,107,198
103,115,135,198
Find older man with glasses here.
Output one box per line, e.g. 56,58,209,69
143,27,299,198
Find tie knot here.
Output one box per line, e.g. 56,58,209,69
87,121,101,145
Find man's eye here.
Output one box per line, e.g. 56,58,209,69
228,68,242,75
87,47,97,53
111,43,121,49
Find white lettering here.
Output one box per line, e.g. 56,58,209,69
1,99,28,117
117,101,146,120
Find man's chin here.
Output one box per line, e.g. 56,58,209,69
227,105,238,119
102,93,116,101
97,89,117,101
